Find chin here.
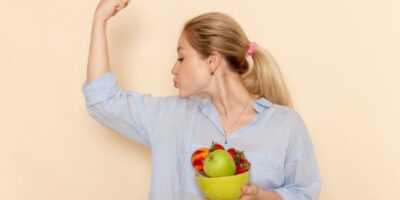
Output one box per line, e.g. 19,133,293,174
178,90,193,98
178,90,188,98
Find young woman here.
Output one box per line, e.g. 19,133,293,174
82,0,321,199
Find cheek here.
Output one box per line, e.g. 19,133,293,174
187,70,210,92
195,71,211,85
180,65,209,91
181,60,204,80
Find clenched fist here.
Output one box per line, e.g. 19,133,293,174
93,0,131,22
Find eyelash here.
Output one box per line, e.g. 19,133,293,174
177,58,184,62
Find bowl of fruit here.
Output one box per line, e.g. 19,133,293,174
191,142,251,200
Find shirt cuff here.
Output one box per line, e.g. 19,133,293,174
81,71,118,107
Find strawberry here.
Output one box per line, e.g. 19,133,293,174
210,141,225,152
227,147,251,174
227,148,236,159
236,165,247,174
242,159,251,169
236,159,251,174
235,150,245,161
227,148,245,163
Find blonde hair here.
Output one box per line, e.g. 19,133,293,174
183,12,294,108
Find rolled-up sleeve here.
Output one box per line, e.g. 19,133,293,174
81,71,171,146
274,111,321,200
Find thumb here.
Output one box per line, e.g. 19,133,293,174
242,184,258,195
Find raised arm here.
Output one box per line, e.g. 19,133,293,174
82,0,180,147
86,0,130,83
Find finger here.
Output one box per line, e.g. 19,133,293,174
240,193,258,200
121,0,130,8
242,183,258,195
115,0,126,10
240,195,251,200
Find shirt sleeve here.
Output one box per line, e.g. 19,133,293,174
81,71,172,147
274,111,321,200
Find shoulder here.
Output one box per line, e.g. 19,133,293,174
267,103,302,122
263,103,309,136
270,104,312,143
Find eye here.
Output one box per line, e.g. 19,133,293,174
177,58,184,62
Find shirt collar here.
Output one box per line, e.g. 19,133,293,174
198,97,272,113
253,97,272,113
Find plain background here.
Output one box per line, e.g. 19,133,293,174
1,0,399,199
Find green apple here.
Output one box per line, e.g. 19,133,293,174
204,149,236,177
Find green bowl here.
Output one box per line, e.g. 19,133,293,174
195,171,250,200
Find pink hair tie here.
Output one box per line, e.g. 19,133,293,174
245,42,258,58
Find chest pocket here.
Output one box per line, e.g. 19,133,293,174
245,151,284,189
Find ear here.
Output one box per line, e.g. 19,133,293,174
206,51,222,74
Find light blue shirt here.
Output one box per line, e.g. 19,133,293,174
81,71,321,200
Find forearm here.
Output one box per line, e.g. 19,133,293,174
86,18,111,83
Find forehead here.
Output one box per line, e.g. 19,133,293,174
176,33,191,53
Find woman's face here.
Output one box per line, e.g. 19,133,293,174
171,33,212,98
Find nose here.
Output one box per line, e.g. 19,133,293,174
171,63,179,75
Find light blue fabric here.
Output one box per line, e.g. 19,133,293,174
81,71,321,200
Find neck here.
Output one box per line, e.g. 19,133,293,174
207,73,254,118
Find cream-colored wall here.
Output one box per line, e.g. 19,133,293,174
1,0,399,199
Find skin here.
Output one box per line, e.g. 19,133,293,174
87,0,131,82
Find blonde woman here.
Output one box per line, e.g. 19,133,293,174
82,0,321,199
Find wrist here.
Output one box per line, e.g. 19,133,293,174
92,18,108,30
252,187,263,200
93,15,108,25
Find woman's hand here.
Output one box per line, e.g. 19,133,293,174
240,183,260,200
93,0,131,22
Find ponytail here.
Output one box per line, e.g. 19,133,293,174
241,47,294,108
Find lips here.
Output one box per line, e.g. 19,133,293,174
173,79,178,88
